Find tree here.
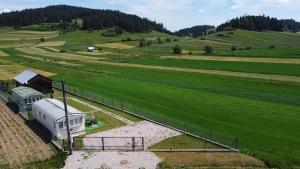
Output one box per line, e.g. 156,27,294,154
231,46,237,55
40,37,45,42
139,39,147,47
173,45,182,54
204,45,213,54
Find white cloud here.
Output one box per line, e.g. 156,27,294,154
197,8,206,13
1,8,12,13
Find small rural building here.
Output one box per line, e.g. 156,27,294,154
32,98,85,140
14,70,53,94
11,86,43,118
87,46,96,52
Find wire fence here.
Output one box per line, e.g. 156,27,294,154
53,83,239,151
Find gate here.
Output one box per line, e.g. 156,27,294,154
73,137,144,151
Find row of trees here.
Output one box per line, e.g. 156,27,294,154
0,5,171,33
217,15,300,32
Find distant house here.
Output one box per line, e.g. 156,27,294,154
87,46,96,52
32,98,85,140
14,70,53,94
11,86,43,119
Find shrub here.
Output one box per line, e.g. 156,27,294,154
173,39,179,42
59,49,66,53
200,37,206,40
231,46,237,52
173,45,182,54
204,45,213,54
147,40,152,46
166,38,171,42
126,37,132,41
139,39,147,47
157,37,163,43
40,37,45,42
245,46,252,50
269,44,275,49
98,47,102,51
216,33,225,37
188,51,193,55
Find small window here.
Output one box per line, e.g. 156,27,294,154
24,99,28,104
59,122,63,129
75,118,79,125
79,117,83,124
70,120,74,126
43,114,46,120
28,99,32,104
53,122,56,129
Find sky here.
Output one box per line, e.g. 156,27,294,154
0,0,300,31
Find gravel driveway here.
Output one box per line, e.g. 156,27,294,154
84,120,181,149
63,151,161,169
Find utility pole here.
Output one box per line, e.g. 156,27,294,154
61,79,73,155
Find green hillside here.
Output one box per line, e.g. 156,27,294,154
1,26,300,168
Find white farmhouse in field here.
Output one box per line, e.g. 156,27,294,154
32,98,85,140
87,46,96,52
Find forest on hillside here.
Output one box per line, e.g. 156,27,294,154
217,15,300,32
0,5,170,33
175,25,215,37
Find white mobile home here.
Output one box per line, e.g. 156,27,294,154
32,98,85,140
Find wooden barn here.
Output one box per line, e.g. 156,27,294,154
14,70,53,94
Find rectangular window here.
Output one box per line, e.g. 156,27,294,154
43,114,46,120
75,118,79,125
24,99,27,104
28,98,32,104
59,122,63,129
53,122,56,129
79,117,83,124
70,120,74,126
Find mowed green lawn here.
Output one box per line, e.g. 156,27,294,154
128,58,300,77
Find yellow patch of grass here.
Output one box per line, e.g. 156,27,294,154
35,41,66,47
44,47,60,52
156,152,265,168
0,43,34,48
96,42,134,49
15,47,99,61
0,50,8,56
0,65,55,80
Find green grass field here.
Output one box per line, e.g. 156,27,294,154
1,27,300,168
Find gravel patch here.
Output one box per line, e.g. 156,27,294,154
63,151,161,169
84,120,181,149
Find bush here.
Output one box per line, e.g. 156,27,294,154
173,45,182,54
157,37,163,43
204,45,213,54
245,46,252,50
173,39,179,42
231,46,237,52
98,47,102,51
147,40,152,46
200,37,206,40
59,49,66,53
40,37,45,42
269,44,275,49
139,39,147,47
188,51,193,55
166,38,171,42
216,33,225,37
121,39,126,42
126,37,132,41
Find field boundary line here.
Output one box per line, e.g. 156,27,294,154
53,86,239,152
161,55,300,65
90,60,300,83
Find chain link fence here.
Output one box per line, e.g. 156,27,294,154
53,83,239,151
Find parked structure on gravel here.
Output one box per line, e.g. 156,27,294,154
32,98,85,140
14,70,53,94
11,86,43,118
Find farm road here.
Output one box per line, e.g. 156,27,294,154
88,60,300,84
162,55,300,64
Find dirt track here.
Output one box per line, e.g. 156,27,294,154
0,101,55,166
162,55,300,64
89,60,300,84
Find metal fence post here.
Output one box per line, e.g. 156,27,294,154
132,137,135,151
102,137,105,151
